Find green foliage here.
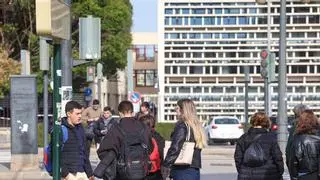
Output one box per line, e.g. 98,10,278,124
156,123,176,140
72,0,133,80
38,122,44,147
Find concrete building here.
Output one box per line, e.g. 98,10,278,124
158,0,320,122
127,32,158,114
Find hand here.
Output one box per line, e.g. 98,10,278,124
89,176,94,180
161,166,170,180
101,129,108,135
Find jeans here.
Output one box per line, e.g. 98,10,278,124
171,167,200,180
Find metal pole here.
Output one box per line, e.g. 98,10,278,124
43,71,49,148
244,65,249,132
98,78,101,107
267,0,272,117
61,0,72,91
278,0,287,153
53,43,62,180
264,80,269,115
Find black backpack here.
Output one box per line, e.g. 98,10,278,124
243,134,266,167
117,123,150,180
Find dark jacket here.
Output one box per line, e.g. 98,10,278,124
287,134,320,180
94,117,152,180
93,116,117,144
61,117,93,178
163,121,202,169
234,128,284,180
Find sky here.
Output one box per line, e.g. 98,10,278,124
130,0,157,32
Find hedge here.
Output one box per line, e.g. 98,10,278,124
156,123,175,140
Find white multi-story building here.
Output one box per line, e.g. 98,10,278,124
157,0,320,122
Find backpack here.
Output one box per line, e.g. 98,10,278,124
43,125,68,175
117,124,151,180
243,134,266,167
149,137,161,173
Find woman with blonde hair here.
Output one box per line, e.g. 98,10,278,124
162,99,206,180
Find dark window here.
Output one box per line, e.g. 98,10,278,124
135,45,157,61
135,70,157,87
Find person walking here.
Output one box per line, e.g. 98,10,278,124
93,100,152,180
285,104,308,166
139,114,165,180
234,112,284,180
162,99,206,180
82,99,102,154
93,106,118,149
287,110,320,180
61,101,93,180
136,102,152,120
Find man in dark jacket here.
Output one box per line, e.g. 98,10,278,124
93,106,117,149
94,100,152,180
61,101,93,180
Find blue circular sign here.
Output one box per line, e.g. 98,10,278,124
84,88,92,96
129,91,141,103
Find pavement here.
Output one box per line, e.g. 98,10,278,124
0,144,291,180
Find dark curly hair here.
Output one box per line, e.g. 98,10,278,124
250,112,270,129
296,110,319,135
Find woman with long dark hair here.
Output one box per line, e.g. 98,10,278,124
287,110,320,180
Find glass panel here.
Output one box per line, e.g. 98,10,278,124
215,118,239,124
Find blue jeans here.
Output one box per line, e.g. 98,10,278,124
171,167,200,180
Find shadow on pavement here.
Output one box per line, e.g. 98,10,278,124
201,173,237,180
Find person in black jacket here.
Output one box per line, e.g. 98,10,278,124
285,104,308,167
234,112,284,180
93,100,152,180
287,110,320,180
93,106,117,149
139,114,165,180
61,101,93,180
162,99,206,180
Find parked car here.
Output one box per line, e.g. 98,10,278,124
205,116,244,145
269,116,295,133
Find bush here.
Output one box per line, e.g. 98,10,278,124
155,123,175,140
38,122,44,147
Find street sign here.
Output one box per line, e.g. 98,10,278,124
86,66,95,82
129,91,142,103
84,88,92,96
36,0,70,40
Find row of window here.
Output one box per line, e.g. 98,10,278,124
164,65,320,75
165,51,320,59
163,85,320,94
133,45,157,62
164,2,318,7
134,70,157,87
164,7,319,15
165,8,257,15
165,15,320,26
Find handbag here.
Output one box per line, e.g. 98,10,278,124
164,123,195,165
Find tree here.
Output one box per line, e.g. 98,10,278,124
0,49,21,97
72,0,132,77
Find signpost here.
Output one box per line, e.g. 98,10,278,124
129,91,142,113
36,0,70,179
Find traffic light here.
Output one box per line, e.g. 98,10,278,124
260,49,276,83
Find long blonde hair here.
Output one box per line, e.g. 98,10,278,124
177,99,206,149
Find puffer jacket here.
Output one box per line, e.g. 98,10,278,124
287,134,320,180
234,128,284,180
163,121,201,169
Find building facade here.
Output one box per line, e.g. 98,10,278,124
128,33,158,113
158,0,320,122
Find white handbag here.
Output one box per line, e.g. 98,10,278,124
164,123,195,165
